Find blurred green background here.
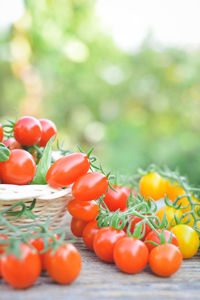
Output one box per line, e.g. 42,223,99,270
0,0,200,184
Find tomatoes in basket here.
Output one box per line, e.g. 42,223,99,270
46,153,90,188
93,227,126,262
114,237,149,274
144,229,179,252
139,172,167,201
68,199,99,221
82,220,100,251
39,119,57,147
1,243,41,289
45,244,81,285
72,172,108,201
14,116,42,146
149,244,182,277
0,149,36,185
103,185,129,211
0,125,3,142
71,217,88,237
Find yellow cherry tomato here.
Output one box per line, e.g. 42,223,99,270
171,224,199,258
139,172,167,201
156,205,182,229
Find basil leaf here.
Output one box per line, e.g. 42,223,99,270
31,135,55,185
0,143,10,162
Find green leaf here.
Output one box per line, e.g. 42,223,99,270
0,143,10,162
31,136,55,185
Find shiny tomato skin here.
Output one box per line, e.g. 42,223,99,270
46,153,90,188
71,217,88,237
0,149,36,185
145,229,179,252
82,220,100,251
3,138,21,150
139,172,167,201
93,227,126,262
0,235,8,277
72,172,109,201
149,244,182,277
39,119,57,147
14,116,42,146
103,185,129,211
1,243,41,289
0,125,3,142
114,237,149,274
45,244,81,284
68,199,99,221
171,224,199,258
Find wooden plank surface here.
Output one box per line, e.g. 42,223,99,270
1,214,200,300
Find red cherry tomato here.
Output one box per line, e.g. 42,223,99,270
72,172,109,201
1,243,41,289
114,237,149,274
149,244,182,277
39,119,57,147
46,153,90,188
14,116,42,146
82,220,100,251
0,235,8,277
103,185,129,211
145,229,179,252
0,149,36,185
45,244,81,284
68,199,99,221
29,230,59,270
0,125,4,142
125,215,153,241
3,138,21,150
70,217,88,237
93,227,126,262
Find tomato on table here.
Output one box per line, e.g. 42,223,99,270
156,205,182,229
14,116,42,146
139,172,167,201
149,244,182,277
114,237,149,274
145,229,179,252
0,149,36,185
45,244,81,284
68,199,99,221
171,224,199,258
46,153,90,188
1,243,41,289
103,185,129,211
72,172,108,201
82,220,100,251
39,119,57,147
93,227,126,262
71,217,88,237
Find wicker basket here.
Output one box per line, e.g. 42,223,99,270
0,184,74,233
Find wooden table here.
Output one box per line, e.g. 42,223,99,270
1,215,200,300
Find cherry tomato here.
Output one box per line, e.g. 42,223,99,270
171,224,199,258
145,229,179,252
125,215,154,241
70,217,88,237
3,138,21,150
1,243,41,289
93,227,126,262
68,199,99,221
0,235,8,277
14,116,42,146
103,185,129,211
45,244,81,284
139,172,167,201
114,237,149,274
82,220,100,251
0,125,4,142
72,172,109,201
149,244,182,277
39,118,57,147
156,205,182,229
0,149,36,185
29,230,59,270
46,153,90,188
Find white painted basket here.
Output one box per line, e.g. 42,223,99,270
0,184,74,232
